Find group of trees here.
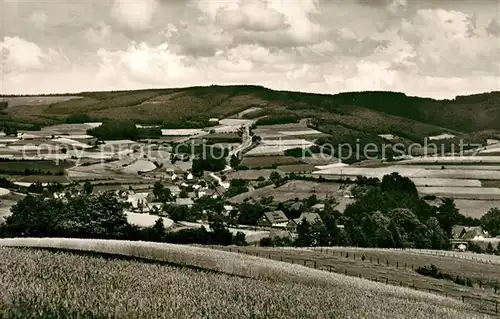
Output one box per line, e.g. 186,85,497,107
87,120,162,141
152,181,174,203
282,173,498,252
161,116,217,129
191,147,228,176
0,190,246,246
2,125,18,137
255,115,299,126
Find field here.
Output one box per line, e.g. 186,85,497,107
277,164,316,173
417,187,500,200
451,200,500,218
402,178,482,187
225,169,283,181
313,166,500,180
0,96,83,107
240,155,303,168
229,180,345,203
246,139,315,156
15,175,71,184
209,246,500,315
0,160,73,174
126,212,173,228
0,238,480,318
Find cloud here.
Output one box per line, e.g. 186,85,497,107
111,0,159,30
96,42,197,86
1,36,62,74
215,1,287,32
165,22,234,57
486,18,500,36
28,11,48,30
84,23,112,44
387,9,499,76
192,0,325,47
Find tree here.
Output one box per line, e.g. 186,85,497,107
296,219,313,247
426,217,449,250
153,181,164,201
269,171,282,185
233,232,247,246
145,218,167,242
388,208,430,248
4,192,129,239
87,120,139,141
83,181,93,194
230,155,241,168
480,208,500,237
486,242,495,254
437,198,462,237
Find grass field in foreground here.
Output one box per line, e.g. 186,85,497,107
0,238,481,319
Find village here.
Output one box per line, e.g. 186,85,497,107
0,111,498,251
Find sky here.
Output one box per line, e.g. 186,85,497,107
0,0,499,98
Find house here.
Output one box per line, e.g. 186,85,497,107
211,185,227,198
289,201,304,212
175,198,194,208
286,213,322,232
311,203,325,211
257,211,289,228
452,225,484,240
126,193,150,213
223,205,238,217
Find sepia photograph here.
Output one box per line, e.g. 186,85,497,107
0,0,499,318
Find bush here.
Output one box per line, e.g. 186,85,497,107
255,115,299,126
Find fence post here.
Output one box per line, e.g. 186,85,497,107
268,253,271,259
291,259,294,264
462,296,465,303
314,261,317,269
396,262,398,268
229,247,232,252
386,278,389,284
345,269,347,276
303,260,307,266
495,301,498,315
404,263,407,269
377,258,380,264
386,260,389,266
329,265,332,272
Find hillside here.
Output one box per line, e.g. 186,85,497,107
1,86,500,141
0,238,481,319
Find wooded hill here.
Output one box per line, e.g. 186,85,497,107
2,86,499,142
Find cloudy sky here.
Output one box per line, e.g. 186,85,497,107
1,0,499,98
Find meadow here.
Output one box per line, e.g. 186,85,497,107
0,238,482,319
209,245,500,311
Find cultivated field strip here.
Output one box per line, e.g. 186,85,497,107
313,167,500,180
411,178,482,187
417,187,500,200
